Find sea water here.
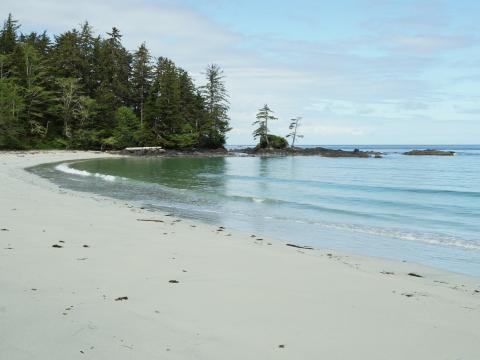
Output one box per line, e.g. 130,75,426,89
29,145,480,276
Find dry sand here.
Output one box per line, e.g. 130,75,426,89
0,151,479,360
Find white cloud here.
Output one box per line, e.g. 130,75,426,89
1,0,479,144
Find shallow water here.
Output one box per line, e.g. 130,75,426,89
30,145,480,276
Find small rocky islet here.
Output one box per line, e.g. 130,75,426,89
403,149,455,156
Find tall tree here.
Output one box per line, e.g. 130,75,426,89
131,43,152,125
200,64,230,147
286,116,303,148
0,78,24,148
10,42,52,139
95,27,131,126
0,14,19,55
54,77,82,139
253,104,277,147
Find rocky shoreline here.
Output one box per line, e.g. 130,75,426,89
119,146,382,158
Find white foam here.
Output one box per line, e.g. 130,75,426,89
55,163,117,182
55,163,91,177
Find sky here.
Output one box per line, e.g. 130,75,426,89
1,0,479,145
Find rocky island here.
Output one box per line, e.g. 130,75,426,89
232,146,382,158
403,149,455,156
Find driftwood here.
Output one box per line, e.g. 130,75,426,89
137,219,165,223
407,272,423,278
121,146,165,156
286,243,314,250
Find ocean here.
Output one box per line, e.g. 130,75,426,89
29,145,480,276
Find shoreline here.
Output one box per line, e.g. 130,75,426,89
1,151,479,359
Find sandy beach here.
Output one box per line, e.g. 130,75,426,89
1,151,479,360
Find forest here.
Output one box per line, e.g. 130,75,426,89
0,14,230,150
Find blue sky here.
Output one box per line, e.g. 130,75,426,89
2,0,479,144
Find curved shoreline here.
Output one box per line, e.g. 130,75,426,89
1,151,479,359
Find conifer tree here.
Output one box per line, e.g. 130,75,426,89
201,64,230,147
286,116,303,148
0,14,19,55
253,104,277,147
131,43,152,125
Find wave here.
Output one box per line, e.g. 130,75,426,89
310,222,480,251
55,163,118,182
202,173,480,198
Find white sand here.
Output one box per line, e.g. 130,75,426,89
1,151,479,360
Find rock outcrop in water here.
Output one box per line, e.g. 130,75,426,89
118,146,381,158
403,149,455,156
233,146,382,158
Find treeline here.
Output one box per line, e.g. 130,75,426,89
0,14,230,150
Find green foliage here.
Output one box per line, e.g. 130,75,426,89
0,78,24,148
0,15,231,150
259,134,288,149
0,14,19,55
286,116,304,147
253,104,277,147
112,106,141,149
200,64,230,147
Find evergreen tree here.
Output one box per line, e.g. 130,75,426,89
286,116,303,148
54,77,82,139
145,57,181,145
131,43,152,125
200,64,230,147
0,78,24,148
112,106,140,148
253,104,277,147
95,27,131,128
10,42,52,140
0,14,19,55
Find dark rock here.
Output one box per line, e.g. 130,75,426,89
169,280,179,284
52,244,63,248
408,272,423,278
115,296,128,301
233,146,381,158
403,149,455,156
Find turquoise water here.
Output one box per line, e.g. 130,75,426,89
30,145,480,276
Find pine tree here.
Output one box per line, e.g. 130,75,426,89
131,43,152,125
0,78,24,148
253,104,277,147
95,27,132,128
78,22,98,97
200,64,230,147
10,42,52,140
0,14,19,55
286,116,303,148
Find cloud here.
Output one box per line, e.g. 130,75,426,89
389,35,476,53
1,0,479,144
